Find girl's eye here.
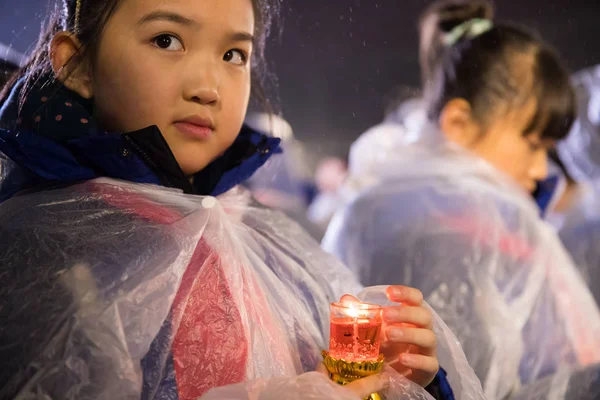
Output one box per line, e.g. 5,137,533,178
528,142,539,151
525,137,542,152
224,49,247,66
152,34,184,51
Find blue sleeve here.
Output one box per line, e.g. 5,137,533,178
533,175,559,217
425,368,455,400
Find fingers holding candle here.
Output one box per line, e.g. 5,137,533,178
339,293,360,305
385,285,424,306
398,353,440,374
380,286,439,387
316,362,329,376
381,326,439,387
397,353,440,387
382,304,433,329
343,373,388,399
385,327,436,356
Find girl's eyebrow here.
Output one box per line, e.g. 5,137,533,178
136,10,254,44
137,11,199,28
228,31,255,44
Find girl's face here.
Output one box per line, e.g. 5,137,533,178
443,98,554,193
91,0,254,175
470,100,554,193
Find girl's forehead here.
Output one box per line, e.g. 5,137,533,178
115,0,255,30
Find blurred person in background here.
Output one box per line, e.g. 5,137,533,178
322,1,600,398
306,156,349,233
244,112,325,239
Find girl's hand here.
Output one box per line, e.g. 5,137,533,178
341,286,439,388
381,285,439,387
317,363,388,398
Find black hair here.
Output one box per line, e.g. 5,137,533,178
549,148,574,183
419,0,494,88
424,4,574,141
0,0,281,113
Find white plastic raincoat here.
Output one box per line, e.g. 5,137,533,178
323,120,600,400
556,64,600,305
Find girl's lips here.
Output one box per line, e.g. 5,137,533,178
174,121,214,140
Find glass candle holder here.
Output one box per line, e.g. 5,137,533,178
329,301,383,362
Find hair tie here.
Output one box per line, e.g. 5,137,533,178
442,18,493,46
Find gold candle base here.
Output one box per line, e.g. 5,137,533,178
322,350,385,400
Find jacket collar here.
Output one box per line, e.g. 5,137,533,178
0,77,281,200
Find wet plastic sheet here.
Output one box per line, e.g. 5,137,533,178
0,173,484,399
510,363,600,400
323,121,600,399
558,186,600,305
554,64,600,307
557,65,600,184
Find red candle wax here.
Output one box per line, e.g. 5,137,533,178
329,302,382,362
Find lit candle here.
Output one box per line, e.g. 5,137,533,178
329,301,383,362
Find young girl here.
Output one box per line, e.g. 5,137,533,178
0,1,482,399
322,2,600,399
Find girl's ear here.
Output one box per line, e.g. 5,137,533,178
439,98,482,149
50,32,93,99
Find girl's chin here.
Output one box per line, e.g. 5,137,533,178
177,157,214,177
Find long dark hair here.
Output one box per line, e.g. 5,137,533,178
0,0,282,113
423,3,574,141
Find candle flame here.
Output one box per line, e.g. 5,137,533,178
343,301,363,318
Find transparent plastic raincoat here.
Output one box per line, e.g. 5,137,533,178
0,78,484,399
558,65,600,184
510,363,600,400
0,174,487,400
556,64,600,305
322,120,600,399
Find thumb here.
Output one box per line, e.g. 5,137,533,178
340,294,360,304
316,362,329,376
343,374,388,399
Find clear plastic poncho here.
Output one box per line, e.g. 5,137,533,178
509,362,600,400
557,183,600,306
554,64,600,306
0,154,485,399
557,64,600,184
322,121,600,400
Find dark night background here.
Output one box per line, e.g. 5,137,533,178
1,0,599,160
